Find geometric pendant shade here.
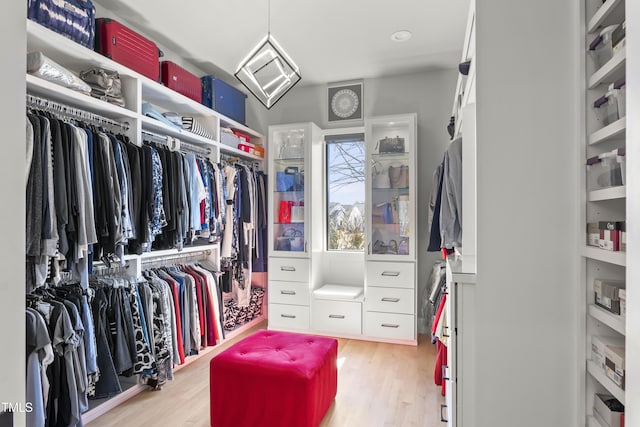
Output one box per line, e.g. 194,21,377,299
235,34,301,109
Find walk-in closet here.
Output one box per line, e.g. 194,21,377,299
2,1,639,427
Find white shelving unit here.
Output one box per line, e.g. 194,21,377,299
588,304,625,335
588,47,626,89
588,117,626,145
26,19,265,158
25,18,268,423
364,114,418,345
587,0,624,32
588,186,625,201
582,0,627,424
582,246,626,266
587,414,605,427
587,360,625,403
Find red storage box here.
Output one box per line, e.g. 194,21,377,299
95,18,161,81
238,143,255,154
161,61,202,103
210,330,337,427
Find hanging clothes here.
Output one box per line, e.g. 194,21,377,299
428,136,462,252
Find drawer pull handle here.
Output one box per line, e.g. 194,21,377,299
442,365,450,381
381,297,400,303
281,314,296,319
440,404,448,423
328,314,345,319
280,290,296,295
280,266,296,272
381,271,400,277
381,323,400,328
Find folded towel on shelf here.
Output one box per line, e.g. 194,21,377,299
162,111,187,129
142,103,182,129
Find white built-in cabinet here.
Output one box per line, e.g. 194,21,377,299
364,114,418,343
441,3,477,426
267,123,323,331
582,1,628,426
267,117,418,344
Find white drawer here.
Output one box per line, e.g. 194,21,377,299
364,312,415,341
366,261,415,288
269,281,310,306
269,257,310,282
366,287,414,315
268,304,310,331
312,299,362,335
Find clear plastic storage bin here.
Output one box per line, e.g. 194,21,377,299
586,148,624,191
613,79,626,118
593,80,625,126
589,25,619,69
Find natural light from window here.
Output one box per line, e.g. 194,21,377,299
326,134,365,251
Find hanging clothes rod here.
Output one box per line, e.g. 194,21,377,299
220,153,261,170
141,130,212,156
26,94,130,131
140,249,212,267
91,261,131,276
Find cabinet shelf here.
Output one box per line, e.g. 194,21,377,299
116,243,219,262
27,20,139,82
26,20,264,140
273,157,305,162
588,186,625,201
589,304,625,335
26,74,137,122
589,117,626,145
587,415,605,427
581,246,626,266
588,46,626,89
371,152,409,159
141,115,217,147
587,360,625,403
588,0,624,33
220,144,264,160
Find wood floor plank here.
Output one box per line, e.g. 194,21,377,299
88,327,444,427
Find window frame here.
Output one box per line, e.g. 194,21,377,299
323,127,366,252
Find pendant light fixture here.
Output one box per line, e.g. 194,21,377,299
235,0,301,109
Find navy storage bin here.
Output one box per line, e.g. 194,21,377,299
201,76,247,125
28,0,96,49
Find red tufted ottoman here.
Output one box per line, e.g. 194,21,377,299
210,330,338,427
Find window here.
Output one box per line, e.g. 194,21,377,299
326,133,365,251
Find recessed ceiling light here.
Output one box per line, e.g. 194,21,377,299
391,30,412,42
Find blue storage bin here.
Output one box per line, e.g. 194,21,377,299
201,76,247,125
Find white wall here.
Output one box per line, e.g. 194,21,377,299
267,69,458,332
625,2,639,425
0,3,27,426
473,1,580,426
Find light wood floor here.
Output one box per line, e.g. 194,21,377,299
88,323,444,427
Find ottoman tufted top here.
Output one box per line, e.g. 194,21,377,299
212,330,337,380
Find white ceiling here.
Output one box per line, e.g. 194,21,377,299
94,0,470,86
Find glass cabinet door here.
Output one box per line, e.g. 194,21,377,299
270,126,307,254
366,114,417,260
